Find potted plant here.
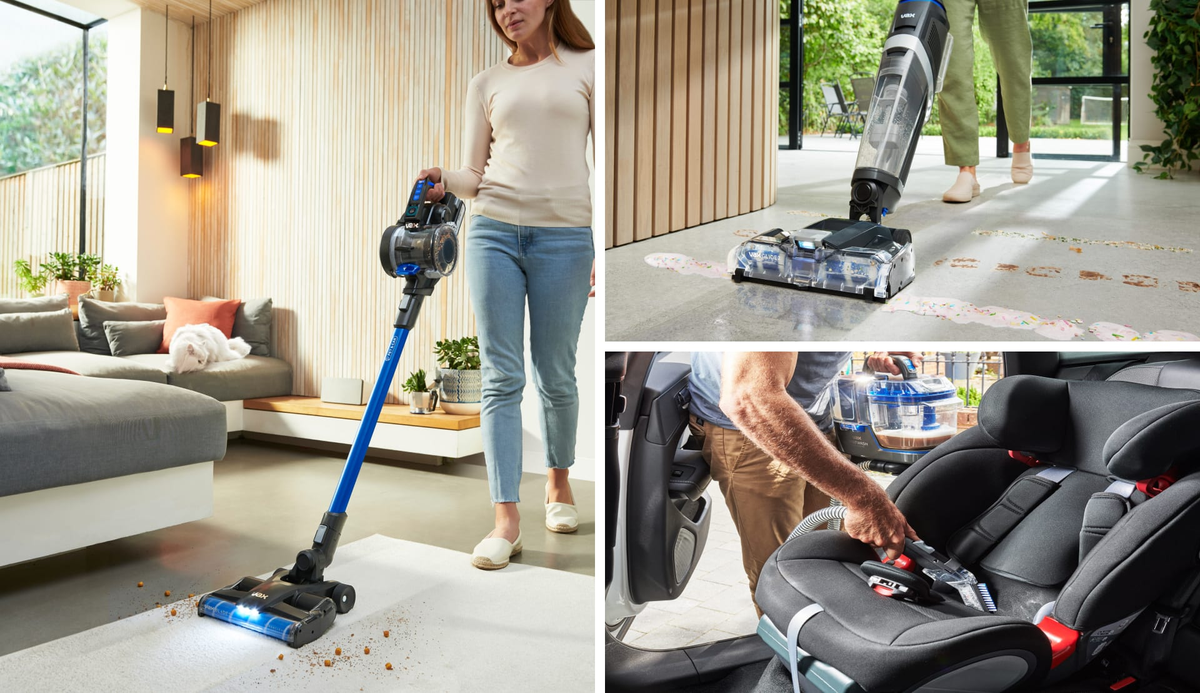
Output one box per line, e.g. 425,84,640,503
401,368,438,414
12,259,50,297
89,263,122,301
41,252,97,309
434,336,481,415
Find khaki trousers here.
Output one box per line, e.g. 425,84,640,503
938,0,1033,166
689,415,837,617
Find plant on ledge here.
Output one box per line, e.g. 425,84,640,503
89,263,121,300
1133,0,1200,179
434,337,481,371
401,369,430,393
12,259,49,296
434,337,481,414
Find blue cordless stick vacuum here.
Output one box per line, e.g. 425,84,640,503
197,178,465,647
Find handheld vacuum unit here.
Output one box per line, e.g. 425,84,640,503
198,179,464,647
729,0,951,300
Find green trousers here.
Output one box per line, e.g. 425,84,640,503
937,0,1032,167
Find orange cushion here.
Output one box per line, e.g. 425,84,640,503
159,297,241,353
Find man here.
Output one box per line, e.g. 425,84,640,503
688,351,920,615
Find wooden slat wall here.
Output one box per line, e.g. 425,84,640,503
0,154,106,298
187,0,506,403
605,0,777,249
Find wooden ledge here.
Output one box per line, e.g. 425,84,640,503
244,396,480,431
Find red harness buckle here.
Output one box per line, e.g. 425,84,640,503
1037,617,1079,668
1109,676,1137,691
1137,469,1179,497
1009,451,1040,467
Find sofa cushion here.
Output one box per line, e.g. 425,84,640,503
161,297,240,353
123,354,292,401
0,293,69,314
0,369,226,498
104,319,166,356
0,309,80,354
78,297,167,355
7,351,168,384
203,296,273,356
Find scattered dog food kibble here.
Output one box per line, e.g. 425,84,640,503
269,669,275,674
164,590,171,597
188,593,194,598
383,630,390,638
386,663,393,671
137,582,144,588
170,609,177,616
277,654,284,661
364,647,370,655
324,659,332,667
335,648,342,656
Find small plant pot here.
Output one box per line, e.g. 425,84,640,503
55,280,92,310
438,368,482,415
93,289,116,302
409,390,439,415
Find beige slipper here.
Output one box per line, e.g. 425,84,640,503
1012,151,1033,184
471,531,522,570
546,498,579,533
942,171,980,203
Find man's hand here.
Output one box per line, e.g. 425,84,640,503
866,351,923,376
842,489,919,560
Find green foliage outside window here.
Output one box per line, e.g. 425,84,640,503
0,35,107,176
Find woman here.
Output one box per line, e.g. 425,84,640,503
418,0,594,570
939,0,1034,202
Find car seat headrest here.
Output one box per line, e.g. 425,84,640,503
1103,400,1200,480
978,375,1070,453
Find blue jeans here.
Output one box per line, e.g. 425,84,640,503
466,215,593,503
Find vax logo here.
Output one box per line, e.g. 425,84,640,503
251,592,269,599
900,12,915,18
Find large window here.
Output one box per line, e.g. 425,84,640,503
0,0,107,298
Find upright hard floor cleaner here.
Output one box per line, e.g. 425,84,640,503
197,179,464,647
729,0,952,300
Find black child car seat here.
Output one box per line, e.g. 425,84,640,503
754,375,1200,692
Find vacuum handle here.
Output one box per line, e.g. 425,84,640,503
891,355,918,380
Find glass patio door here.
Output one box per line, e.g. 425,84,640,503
997,0,1129,162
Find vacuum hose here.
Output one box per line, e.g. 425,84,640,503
787,505,849,541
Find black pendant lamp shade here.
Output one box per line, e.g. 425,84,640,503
180,136,202,177
196,100,220,147
156,5,173,133
196,0,220,147
156,89,175,133
180,15,202,178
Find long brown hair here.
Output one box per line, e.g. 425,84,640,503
485,0,595,59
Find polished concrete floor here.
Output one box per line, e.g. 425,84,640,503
606,135,1200,341
0,440,594,657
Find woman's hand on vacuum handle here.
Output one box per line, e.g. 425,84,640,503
842,488,919,561
416,167,445,202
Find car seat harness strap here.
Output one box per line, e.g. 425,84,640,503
947,467,1075,566
787,603,825,693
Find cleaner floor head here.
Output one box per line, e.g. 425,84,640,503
198,178,464,647
729,0,952,300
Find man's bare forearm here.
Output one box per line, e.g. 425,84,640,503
719,352,882,509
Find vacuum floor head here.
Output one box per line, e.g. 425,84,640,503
197,569,355,648
728,218,915,300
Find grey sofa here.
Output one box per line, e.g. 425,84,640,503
0,293,292,566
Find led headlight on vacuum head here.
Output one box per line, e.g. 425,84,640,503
379,223,458,278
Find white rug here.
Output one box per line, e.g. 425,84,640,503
0,535,594,692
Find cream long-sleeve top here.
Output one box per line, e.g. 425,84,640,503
441,47,594,228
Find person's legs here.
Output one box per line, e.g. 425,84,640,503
980,0,1034,182
524,225,593,508
466,216,528,544
938,0,981,170
699,421,809,617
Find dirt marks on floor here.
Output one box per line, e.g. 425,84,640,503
931,257,1196,293
974,229,1192,254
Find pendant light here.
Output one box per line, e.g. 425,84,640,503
196,0,221,147
180,15,203,178
156,5,174,133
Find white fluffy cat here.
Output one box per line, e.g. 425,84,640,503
166,323,251,373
